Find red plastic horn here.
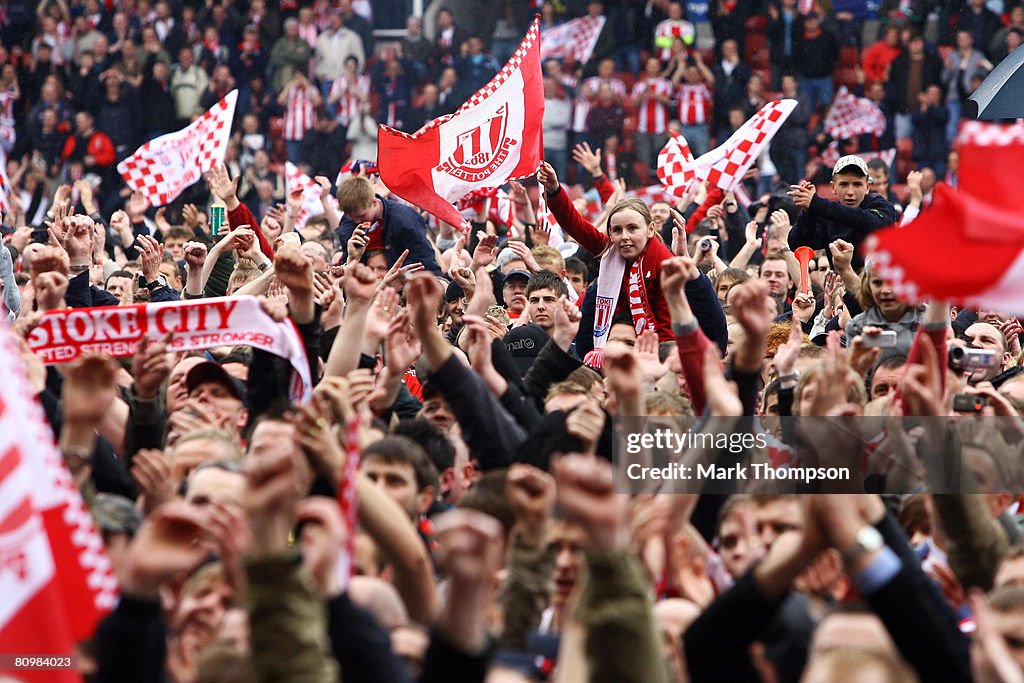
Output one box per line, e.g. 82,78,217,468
794,246,815,295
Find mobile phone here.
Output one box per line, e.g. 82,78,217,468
861,330,897,348
210,204,226,236
952,393,989,413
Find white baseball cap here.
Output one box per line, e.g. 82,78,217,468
832,155,869,177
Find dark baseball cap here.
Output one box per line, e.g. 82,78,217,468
502,269,531,285
445,280,465,302
185,361,246,402
503,323,549,376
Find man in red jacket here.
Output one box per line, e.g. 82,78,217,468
61,111,116,177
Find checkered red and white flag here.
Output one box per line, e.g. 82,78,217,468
540,15,606,65
0,319,118,682
118,90,238,206
657,100,796,196
378,18,544,230
657,131,697,198
285,162,330,230
824,87,886,141
866,121,1024,313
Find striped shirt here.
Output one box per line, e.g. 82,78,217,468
329,73,370,126
284,85,315,141
677,83,712,126
632,77,674,134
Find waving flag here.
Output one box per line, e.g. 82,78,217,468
0,322,118,682
336,159,379,188
377,18,544,230
118,90,238,206
866,121,1024,313
540,15,606,65
457,187,516,227
657,100,796,197
285,162,329,230
825,87,886,140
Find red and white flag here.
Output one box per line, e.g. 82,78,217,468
457,187,516,227
824,87,886,141
285,162,331,231
0,320,119,682
657,100,796,196
378,18,544,230
540,15,606,65
118,90,238,206
866,121,1024,313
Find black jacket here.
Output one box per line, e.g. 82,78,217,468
789,192,897,271
794,29,839,79
886,50,943,115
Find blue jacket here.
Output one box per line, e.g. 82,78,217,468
337,196,441,275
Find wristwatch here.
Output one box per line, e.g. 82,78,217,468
841,525,885,564
142,275,169,291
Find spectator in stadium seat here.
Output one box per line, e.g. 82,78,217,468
885,31,942,139
794,13,839,113
269,18,312,93
911,84,949,178
711,38,750,144
767,0,804,91
585,82,625,146
956,0,1003,60
170,46,209,127
943,30,992,147
861,24,903,85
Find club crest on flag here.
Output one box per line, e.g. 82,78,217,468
438,105,516,182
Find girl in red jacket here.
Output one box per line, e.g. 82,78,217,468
537,160,676,345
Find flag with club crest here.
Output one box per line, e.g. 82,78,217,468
657,100,797,197
118,90,238,206
866,120,1024,313
0,322,119,682
377,18,544,231
540,15,606,65
285,162,331,230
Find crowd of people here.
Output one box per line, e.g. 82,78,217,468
4,1,1024,683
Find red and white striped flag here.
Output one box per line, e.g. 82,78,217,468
824,87,886,141
378,18,544,231
866,121,1024,312
118,90,238,206
540,15,606,65
0,323,118,682
457,187,517,227
284,162,330,230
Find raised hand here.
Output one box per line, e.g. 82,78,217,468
769,209,792,242
131,333,173,399
296,496,348,597
703,345,742,416
384,310,421,373
131,449,177,515
791,292,816,324
572,141,602,176
121,503,213,598
787,182,815,210
730,278,774,339
552,455,626,550
565,399,606,455
62,355,118,425
342,261,378,305
745,220,763,248
206,162,239,205
183,241,208,271
379,249,425,291
471,233,498,269
347,222,370,263
135,234,163,282
274,244,314,294
506,464,555,546
404,273,443,330
536,161,560,194
829,239,855,273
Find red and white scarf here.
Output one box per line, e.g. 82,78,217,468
594,248,654,348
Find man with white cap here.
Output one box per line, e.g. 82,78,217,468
786,154,898,270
